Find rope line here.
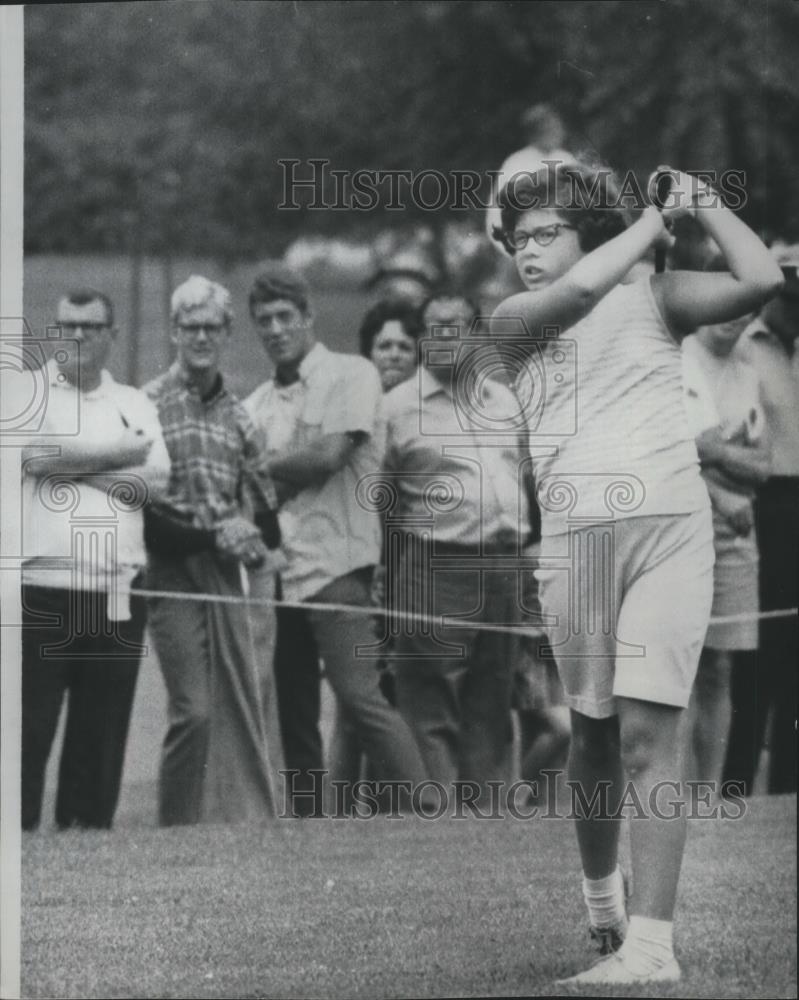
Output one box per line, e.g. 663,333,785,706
126,584,797,636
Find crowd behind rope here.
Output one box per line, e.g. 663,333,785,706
20,251,797,829
17,155,798,986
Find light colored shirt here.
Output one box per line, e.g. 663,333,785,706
733,319,799,476
681,344,720,435
22,363,170,592
682,334,764,443
517,278,709,536
383,366,530,547
682,333,765,539
244,342,385,602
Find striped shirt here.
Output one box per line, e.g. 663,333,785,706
144,363,276,529
517,278,709,535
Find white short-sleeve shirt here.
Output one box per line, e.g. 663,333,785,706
245,343,385,602
22,362,170,592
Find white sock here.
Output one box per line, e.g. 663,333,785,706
582,867,626,928
617,915,675,974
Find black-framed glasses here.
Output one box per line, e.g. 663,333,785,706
56,321,111,337
176,322,229,339
506,223,576,251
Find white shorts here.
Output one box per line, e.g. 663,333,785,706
535,510,714,719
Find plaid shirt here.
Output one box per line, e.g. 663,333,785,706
144,363,277,529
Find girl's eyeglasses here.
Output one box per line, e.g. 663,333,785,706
506,223,576,251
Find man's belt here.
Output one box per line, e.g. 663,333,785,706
407,531,531,556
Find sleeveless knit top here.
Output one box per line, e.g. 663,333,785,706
515,277,709,536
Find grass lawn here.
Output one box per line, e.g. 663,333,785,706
18,257,798,998
21,793,797,999
25,654,797,999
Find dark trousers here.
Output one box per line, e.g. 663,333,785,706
723,478,798,795
391,558,517,794
274,595,323,802
274,568,428,816
21,583,145,830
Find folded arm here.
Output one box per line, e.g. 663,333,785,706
23,434,147,476
696,426,771,486
24,426,170,502
704,480,756,536
266,431,366,490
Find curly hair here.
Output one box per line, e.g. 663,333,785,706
358,300,424,359
492,162,629,256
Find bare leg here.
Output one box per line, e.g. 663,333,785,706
568,709,623,879
518,706,571,799
690,647,733,787
617,697,690,920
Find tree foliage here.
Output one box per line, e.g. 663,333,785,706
24,0,799,256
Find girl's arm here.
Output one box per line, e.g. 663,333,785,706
653,179,784,337
492,206,671,338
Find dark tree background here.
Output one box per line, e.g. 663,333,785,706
24,0,799,258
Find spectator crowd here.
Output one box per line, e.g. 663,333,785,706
18,164,797,842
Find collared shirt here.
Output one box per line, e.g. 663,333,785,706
682,333,765,540
383,366,529,547
22,362,171,592
144,362,277,529
733,319,799,476
244,342,385,602
682,334,765,442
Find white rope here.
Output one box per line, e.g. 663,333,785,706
21,577,799,636
127,584,797,636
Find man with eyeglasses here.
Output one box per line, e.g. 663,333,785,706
143,274,283,825
381,292,541,806
21,288,170,830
